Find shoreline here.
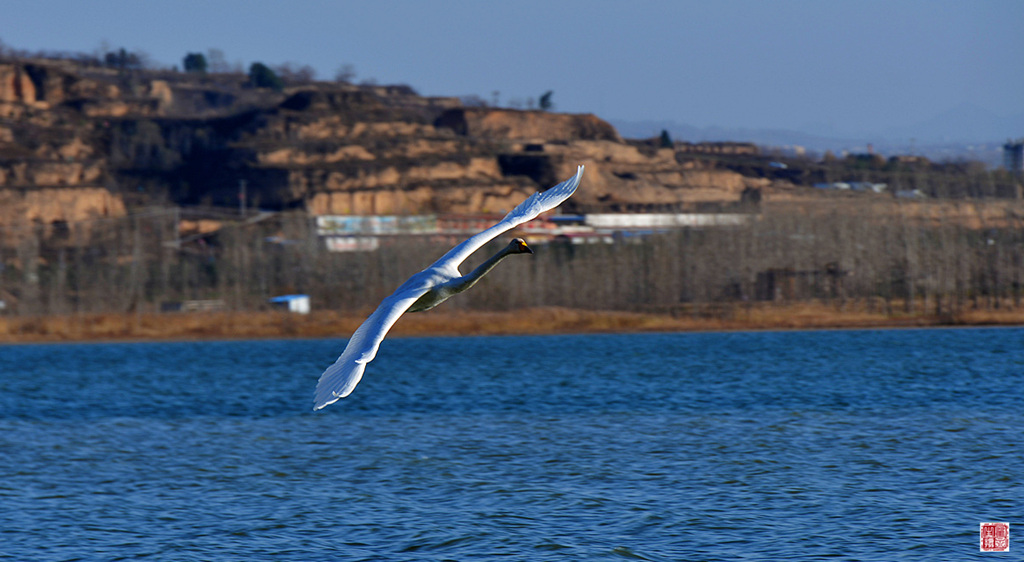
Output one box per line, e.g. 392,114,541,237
1,303,1023,344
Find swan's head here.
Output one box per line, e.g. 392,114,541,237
508,238,533,255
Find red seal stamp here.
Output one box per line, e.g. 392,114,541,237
980,522,1009,552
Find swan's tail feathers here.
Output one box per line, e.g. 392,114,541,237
313,360,366,410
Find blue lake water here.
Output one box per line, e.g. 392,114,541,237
1,328,1021,560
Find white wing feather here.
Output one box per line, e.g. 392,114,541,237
313,165,584,409
313,286,428,409
432,165,584,271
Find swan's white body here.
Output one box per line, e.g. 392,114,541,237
314,166,584,409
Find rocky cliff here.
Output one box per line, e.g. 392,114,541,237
0,56,788,229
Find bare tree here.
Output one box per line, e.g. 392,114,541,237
334,64,356,83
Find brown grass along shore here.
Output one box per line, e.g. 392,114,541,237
1,302,1022,344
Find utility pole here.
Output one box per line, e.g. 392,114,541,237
239,179,247,218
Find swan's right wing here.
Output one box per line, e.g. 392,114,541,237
313,286,428,410
433,165,584,270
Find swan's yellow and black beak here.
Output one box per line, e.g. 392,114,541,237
513,238,533,254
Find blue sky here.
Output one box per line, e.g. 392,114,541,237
3,0,1022,142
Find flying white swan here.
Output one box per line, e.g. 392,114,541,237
314,165,585,410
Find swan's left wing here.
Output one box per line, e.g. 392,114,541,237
313,283,429,410
432,165,584,270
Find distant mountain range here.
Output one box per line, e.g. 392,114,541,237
610,104,1024,168
876,103,1024,145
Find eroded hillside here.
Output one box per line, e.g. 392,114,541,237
0,57,792,231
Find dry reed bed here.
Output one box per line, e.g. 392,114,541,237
1,303,1022,344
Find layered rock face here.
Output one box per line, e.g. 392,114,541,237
0,57,774,227
249,92,768,216
0,61,127,231
434,107,622,143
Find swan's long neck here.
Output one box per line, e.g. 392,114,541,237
409,240,529,313
452,245,518,294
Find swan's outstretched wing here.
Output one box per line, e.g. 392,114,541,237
313,283,429,410
433,165,584,270
313,165,583,409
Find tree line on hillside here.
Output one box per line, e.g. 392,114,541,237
1,39,565,115
2,201,1022,320
0,39,363,89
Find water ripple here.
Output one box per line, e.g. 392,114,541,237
1,328,1021,559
